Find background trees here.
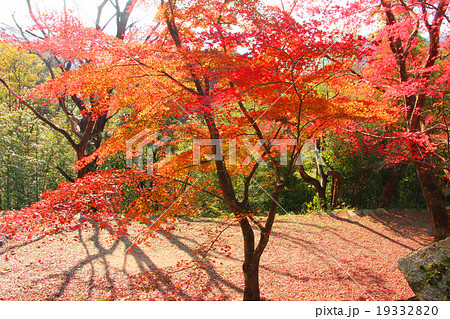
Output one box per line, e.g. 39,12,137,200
0,43,73,210
329,0,450,240
376,0,450,241
0,0,137,179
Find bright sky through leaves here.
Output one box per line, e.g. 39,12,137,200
0,0,285,30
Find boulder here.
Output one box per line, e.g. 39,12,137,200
398,237,450,300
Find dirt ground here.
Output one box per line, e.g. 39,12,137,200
0,209,433,300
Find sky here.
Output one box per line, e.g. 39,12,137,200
0,0,157,30
0,0,287,32
0,0,372,38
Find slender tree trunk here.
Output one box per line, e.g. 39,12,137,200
333,180,340,207
243,255,260,300
298,164,327,210
204,113,264,300
330,176,340,208
328,171,343,208
56,166,75,183
239,188,281,300
239,217,260,300
378,164,406,208
297,139,328,209
415,162,449,241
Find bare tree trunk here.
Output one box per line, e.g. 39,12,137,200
298,164,327,210
298,139,329,209
239,218,260,300
415,162,449,241
328,171,344,208
243,256,260,300
56,166,75,183
378,164,406,208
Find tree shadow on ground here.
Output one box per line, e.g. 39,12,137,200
28,221,243,300
254,214,423,300
155,229,243,297
327,215,417,251
42,224,121,300
3,210,428,301
369,209,433,246
270,222,376,252
0,235,47,256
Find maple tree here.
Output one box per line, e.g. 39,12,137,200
318,0,450,241
0,0,136,179
0,0,401,301
104,0,396,300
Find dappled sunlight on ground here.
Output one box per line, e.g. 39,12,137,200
0,209,433,300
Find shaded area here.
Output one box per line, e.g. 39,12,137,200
370,210,433,246
44,225,120,300
328,214,416,251
156,229,244,297
11,221,243,300
0,235,45,256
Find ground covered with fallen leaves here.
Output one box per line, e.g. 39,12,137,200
0,209,433,301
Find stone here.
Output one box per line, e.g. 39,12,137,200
362,209,376,217
374,208,388,215
353,210,364,216
346,210,361,217
326,211,335,218
398,237,450,301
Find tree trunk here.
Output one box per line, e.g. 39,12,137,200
243,255,260,300
204,112,264,300
378,164,406,208
56,166,75,183
76,149,87,179
298,164,327,210
415,162,449,241
239,217,261,300
298,139,328,209
380,0,450,241
328,170,344,208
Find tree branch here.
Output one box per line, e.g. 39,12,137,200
0,77,78,150
56,166,75,183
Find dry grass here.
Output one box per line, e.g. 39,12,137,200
0,209,433,301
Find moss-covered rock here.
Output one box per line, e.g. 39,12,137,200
398,237,450,300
